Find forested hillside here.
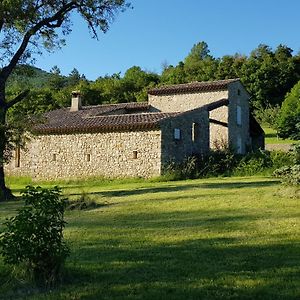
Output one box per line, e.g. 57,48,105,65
7,41,300,139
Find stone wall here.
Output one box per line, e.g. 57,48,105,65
227,81,250,154
149,89,229,149
5,129,162,180
160,108,209,165
149,83,251,153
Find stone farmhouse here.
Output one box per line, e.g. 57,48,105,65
5,78,264,180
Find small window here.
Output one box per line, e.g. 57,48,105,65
15,146,20,168
192,123,199,142
52,153,57,162
174,128,181,140
86,154,91,162
237,89,241,96
236,105,242,125
133,150,138,159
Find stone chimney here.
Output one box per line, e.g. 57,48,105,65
70,91,82,112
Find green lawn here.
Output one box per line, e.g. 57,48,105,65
263,126,298,145
0,177,299,299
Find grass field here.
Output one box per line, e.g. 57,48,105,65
263,126,298,145
0,176,299,299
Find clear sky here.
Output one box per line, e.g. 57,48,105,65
35,0,300,80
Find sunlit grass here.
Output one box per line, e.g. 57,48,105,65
0,177,299,299
263,126,299,145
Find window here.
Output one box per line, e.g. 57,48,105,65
52,153,57,162
174,128,181,140
237,89,241,96
133,150,138,159
236,105,242,125
86,154,91,162
192,123,199,142
15,146,20,168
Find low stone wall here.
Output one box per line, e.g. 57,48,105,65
5,129,162,180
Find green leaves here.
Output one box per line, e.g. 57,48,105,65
278,80,300,139
0,186,69,286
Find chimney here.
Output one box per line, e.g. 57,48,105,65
70,91,82,112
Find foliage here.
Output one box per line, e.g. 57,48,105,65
161,42,300,111
0,0,131,201
255,105,281,131
278,79,300,139
163,149,294,180
6,41,300,119
0,186,69,286
273,165,300,185
196,148,237,177
234,151,273,176
163,156,198,181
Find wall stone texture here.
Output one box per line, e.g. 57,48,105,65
5,130,162,180
160,108,209,165
149,82,250,153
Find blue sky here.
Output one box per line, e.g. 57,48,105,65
35,0,300,80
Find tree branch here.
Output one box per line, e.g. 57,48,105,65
0,1,77,83
0,19,4,33
5,90,30,110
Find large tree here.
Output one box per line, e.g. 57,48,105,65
0,0,130,201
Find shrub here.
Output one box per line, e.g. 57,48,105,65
270,150,294,169
273,165,300,186
277,79,300,139
196,148,237,177
0,186,70,287
163,156,198,180
162,149,295,180
234,150,272,176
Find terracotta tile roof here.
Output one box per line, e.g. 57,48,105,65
34,102,178,134
33,98,230,135
148,79,240,95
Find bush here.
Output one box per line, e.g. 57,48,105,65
163,149,294,180
196,148,237,177
270,150,294,169
277,80,300,139
163,156,198,180
234,150,272,176
273,165,300,186
0,186,70,287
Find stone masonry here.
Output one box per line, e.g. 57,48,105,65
148,80,251,153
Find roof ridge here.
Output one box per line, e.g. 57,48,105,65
83,111,178,119
148,78,240,96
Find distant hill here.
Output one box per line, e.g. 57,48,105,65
7,65,65,89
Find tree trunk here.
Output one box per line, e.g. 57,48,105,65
0,86,14,201
0,162,14,201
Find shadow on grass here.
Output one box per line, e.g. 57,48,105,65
65,180,279,199
6,237,299,300
62,238,300,300
265,132,277,139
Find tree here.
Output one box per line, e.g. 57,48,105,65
68,68,82,87
0,0,130,201
277,80,300,139
183,41,218,82
48,65,66,90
